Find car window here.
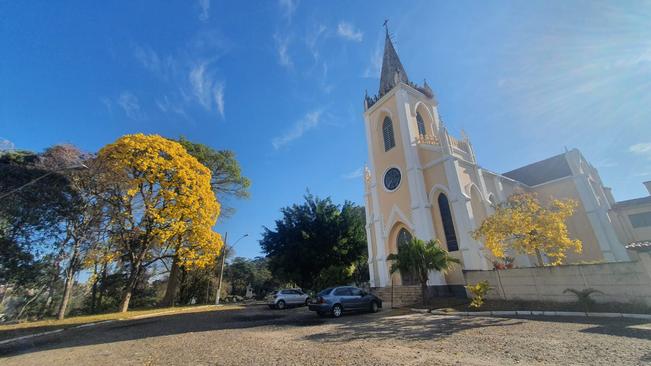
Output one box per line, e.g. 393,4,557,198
333,288,351,296
288,290,300,295
350,288,363,296
317,288,334,296
280,290,290,295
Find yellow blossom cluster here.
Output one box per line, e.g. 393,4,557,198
98,133,223,269
472,193,582,265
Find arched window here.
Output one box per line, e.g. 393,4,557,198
416,112,426,136
438,193,459,251
396,228,418,285
382,117,396,151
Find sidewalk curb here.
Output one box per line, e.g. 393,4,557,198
411,308,651,320
0,305,219,346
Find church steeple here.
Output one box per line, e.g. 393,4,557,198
378,26,409,96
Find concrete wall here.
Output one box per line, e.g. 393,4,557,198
371,286,422,308
464,252,651,306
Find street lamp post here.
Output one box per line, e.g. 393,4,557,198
215,232,248,305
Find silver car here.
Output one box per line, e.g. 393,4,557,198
267,289,310,309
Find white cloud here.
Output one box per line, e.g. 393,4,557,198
274,33,293,68
305,24,326,61
117,91,144,120
198,0,210,22
272,110,322,149
336,22,363,42
214,82,225,118
342,167,364,180
0,137,15,151
133,45,176,80
278,0,297,20
629,142,651,159
363,44,382,78
189,61,225,117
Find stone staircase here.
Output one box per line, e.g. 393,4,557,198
371,286,422,308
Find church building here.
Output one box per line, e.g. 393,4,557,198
362,30,651,292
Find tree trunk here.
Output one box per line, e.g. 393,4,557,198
119,265,141,313
90,263,98,314
421,282,429,307
57,245,80,320
535,249,544,266
160,256,180,307
16,286,47,320
97,263,108,310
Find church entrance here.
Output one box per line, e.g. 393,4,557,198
396,228,419,286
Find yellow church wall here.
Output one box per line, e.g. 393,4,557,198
532,179,604,263
417,147,443,167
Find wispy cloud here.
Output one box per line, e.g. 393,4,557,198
0,137,15,151
342,167,364,180
189,61,225,117
363,43,382,78
198,0,210,22
133,45,176,80
214,82,225,118
274,33,293,69
629,142,651,159
117,91,144,120
336,22,363,42
272,110,322,149
278,0,298,21
305,24,327,61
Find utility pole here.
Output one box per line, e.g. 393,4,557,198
215,232,248,305
215,232,228,306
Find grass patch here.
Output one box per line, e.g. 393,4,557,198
0,304,242,341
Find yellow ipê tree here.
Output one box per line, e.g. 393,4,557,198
97,134,223,312
472,193,582,266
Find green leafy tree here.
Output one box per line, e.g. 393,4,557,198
260,194,368,291
387,238,459,305
161,137,251,307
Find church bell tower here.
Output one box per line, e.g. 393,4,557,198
362,27,489,289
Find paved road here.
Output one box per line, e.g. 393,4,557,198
1,305,650,365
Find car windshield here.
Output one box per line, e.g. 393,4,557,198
317,288,334,296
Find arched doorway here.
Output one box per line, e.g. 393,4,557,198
396,228,419,285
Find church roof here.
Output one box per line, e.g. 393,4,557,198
613,196,651,209
378,31,409,96
503,153,573,186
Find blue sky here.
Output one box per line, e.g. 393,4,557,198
2,1,651,258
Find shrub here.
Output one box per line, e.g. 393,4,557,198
563,288,603,312
465,281,491,309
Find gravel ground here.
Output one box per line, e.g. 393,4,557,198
1,305,650,365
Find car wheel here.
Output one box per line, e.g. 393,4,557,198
332,304,343,318
276,300,286,310
304,298,310,306
370,301,379,313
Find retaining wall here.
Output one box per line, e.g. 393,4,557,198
464,251,651,306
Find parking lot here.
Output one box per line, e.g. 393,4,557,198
1,304,650,365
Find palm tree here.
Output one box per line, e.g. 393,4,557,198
387,238,460,305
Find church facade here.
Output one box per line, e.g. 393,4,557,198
362,31,650,290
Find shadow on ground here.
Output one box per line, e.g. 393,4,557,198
2,306,649,359
0,305,323,357
305,313,523,343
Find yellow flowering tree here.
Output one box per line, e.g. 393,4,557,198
472,193,582,266
97,134,222,312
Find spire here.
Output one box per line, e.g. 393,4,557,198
379,22,409,96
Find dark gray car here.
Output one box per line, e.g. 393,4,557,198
308,286,382,317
